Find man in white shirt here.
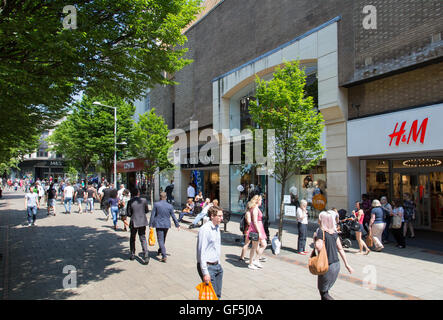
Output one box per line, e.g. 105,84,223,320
197,206,224,299
63,182,75,214
117,184,125,199
187,183,196,200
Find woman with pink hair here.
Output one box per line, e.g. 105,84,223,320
313,211,354,300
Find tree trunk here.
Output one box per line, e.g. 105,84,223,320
278,178,287,243
150,177,154,212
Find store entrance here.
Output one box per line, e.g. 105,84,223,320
393,167,443,232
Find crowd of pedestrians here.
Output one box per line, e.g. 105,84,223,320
5,175,422,300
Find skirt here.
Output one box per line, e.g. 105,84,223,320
318,261,340,293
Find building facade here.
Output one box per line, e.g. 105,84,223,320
16,128,66,181
141,0,442,229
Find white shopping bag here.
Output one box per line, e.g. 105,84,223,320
271,234,281,255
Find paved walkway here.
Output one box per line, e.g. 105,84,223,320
1,191,443,300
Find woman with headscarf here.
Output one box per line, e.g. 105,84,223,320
314,211,353,300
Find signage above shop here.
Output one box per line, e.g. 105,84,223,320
388,118,428,147
348,103,443,157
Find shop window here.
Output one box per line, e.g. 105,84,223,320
230,164,267,215
275,161,327,221
239,96,257,131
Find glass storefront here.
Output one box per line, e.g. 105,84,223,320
365,157,443,232
186,169,220,202
230,164,267,215
275,161,327,221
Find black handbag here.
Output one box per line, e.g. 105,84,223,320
350,220,361,232
249,232,259,241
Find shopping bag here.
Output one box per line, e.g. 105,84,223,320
148,228,156,246
365,234,374,247
308,230,329,275
196,282,218,300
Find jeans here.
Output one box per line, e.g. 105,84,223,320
130,225,149,257
110,206,119,226
64,197,73,213
156,228,169,258
27,206,37,224
77,198,84,212
192,211,207,226
179,211,192,221
87,198,94,212
297,222,307,252
197,263,223,299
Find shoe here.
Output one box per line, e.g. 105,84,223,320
365,250,371,255
253,261,263,268
160,257,167,263
189,224,195,229
28,223,32,227
298,251,307,255
303,251,309,254
259,257,268,262
129,254,135,261
248,264,260,270
144,255,150,265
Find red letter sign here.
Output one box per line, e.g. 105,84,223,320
389,118,428,146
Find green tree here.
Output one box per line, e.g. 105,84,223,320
248,61,325,243
0,0,203,165
130,108,174,208
48,95,135,180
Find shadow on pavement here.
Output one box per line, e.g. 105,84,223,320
0,193,129,299
4,222,128,300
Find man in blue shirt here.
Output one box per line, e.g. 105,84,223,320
196,206,224,299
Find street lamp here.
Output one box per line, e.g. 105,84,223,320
93,101,124,188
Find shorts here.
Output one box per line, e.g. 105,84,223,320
48,199,56,207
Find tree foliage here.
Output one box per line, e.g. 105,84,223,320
130,108,174,206
248,61,325,242
47,95,135,179
0,0,202,169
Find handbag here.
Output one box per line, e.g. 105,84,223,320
350,220,361,232
248,232,259,241
308,230,329,276
148,227,156,246
392,215,402,229
365,232,374,247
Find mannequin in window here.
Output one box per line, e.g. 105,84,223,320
306,181,314,205
289,186,299,208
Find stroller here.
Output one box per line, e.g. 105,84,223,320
337,209,360,248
